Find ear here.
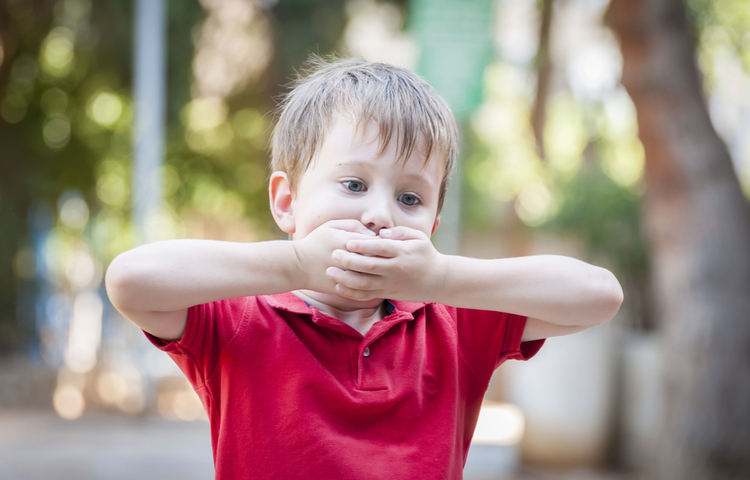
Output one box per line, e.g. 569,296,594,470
269,171,295,234
430,216,440,236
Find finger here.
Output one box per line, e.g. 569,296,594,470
326,266,381,290
379,226,427,241
334,284,383,301
332,250,387,274
326,219,377,236
345,239,399,258
342,231,383,243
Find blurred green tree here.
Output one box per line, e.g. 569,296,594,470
0,0,215,355
0,0,360,356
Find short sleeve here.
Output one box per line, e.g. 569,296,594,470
443,306,544,383
142,297,249,389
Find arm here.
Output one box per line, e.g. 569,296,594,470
105,239,299,341
435,254,623,341
327,227,623,342
105,220,375,341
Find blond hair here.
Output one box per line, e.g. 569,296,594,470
270,56,458,214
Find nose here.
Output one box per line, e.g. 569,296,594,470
360,192,394,235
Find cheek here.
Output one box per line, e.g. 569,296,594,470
293,194,362,237
398,211,437,236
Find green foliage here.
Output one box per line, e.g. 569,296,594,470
0,0,371,355
541,159,648,280
685,0,750,82
272,0,348,78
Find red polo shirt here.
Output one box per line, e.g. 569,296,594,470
144,292,543,479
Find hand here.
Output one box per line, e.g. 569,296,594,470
325,226,447,302
292,220,378,294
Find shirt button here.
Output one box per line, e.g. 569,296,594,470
363,347,371,357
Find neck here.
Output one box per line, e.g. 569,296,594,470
292,290,386,336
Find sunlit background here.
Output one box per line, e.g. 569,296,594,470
1,0,749,478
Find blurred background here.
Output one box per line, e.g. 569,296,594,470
1,0,749,479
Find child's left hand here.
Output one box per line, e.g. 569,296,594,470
325,226,446,302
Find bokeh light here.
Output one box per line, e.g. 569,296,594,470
472,402,526,446
117,381,146,414
191,0,273,99
64,291,103,373
157,379,206,421
40,27,76,78
88,91,123,128
94,366,145,414
59,192,90,230
96,370,130,406
43,115,71,149
65,250,98,287
183,97,235,153
186,97,227,131
567,43,622,103
544,94,587,176
601,137,646,188
53,384,86,420
96,173,128,207
343,0,417,68
515,181,557,227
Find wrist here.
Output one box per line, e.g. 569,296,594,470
288,239,309,290
427,252,451,304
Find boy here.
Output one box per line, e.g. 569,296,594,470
106,58,623,479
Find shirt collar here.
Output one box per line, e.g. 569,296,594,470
263,292,311,315
263,292,426,318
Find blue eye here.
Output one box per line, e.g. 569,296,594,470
343,181,365,192
398,193,420,206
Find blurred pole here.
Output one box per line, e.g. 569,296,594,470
132,0,166,245
410,0,494,255
132,0,167,403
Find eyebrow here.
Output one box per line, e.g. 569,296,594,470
335,158,376,168
398,172,436,188
335,157,439,188
337,157,436,174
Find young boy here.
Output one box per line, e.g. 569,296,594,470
106,58,623,479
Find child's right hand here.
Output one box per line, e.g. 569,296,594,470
292,220,378,294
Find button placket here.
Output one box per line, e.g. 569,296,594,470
355,312,414,390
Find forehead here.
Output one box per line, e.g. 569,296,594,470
316,120,444,174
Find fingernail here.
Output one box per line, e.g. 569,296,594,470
326,267,335,278
346,241,355,250
380,229,392,237
332,251,340,262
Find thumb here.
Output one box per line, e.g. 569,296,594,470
379,226,425,241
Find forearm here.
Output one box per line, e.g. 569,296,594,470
106,239,301,313
433,254,623,326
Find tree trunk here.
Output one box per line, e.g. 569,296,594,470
607,0,750,479
531,0,554,161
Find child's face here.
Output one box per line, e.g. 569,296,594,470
278,120,443,239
